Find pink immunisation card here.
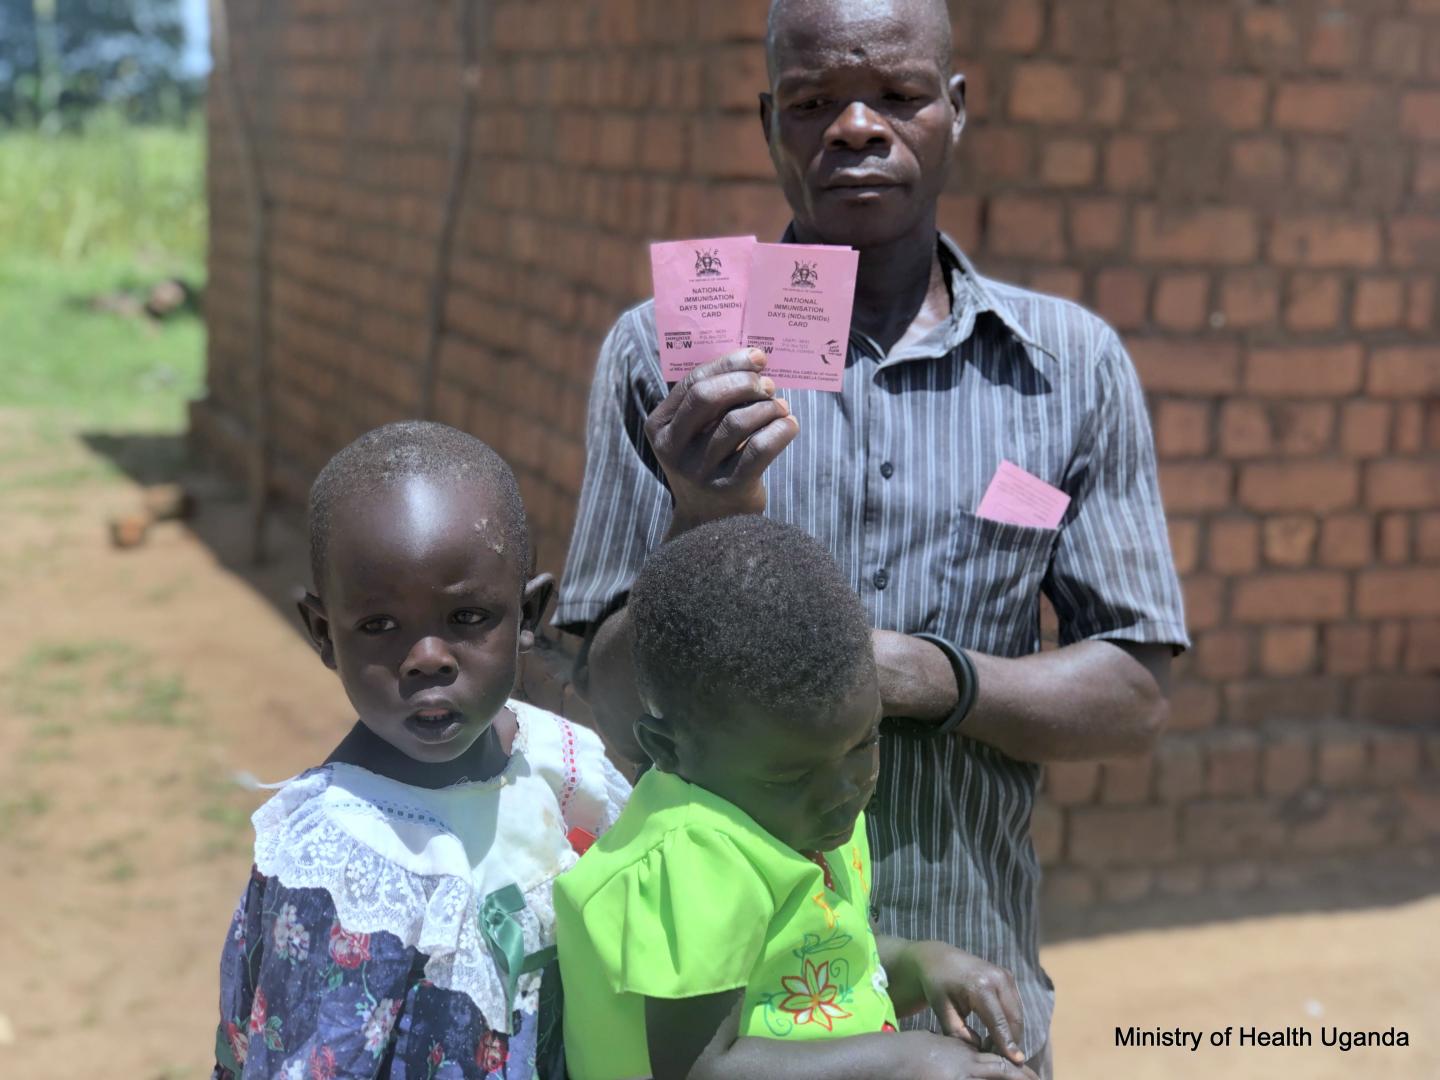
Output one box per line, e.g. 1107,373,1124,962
651,235,757,382
975,460,1072,529
741,242,859,392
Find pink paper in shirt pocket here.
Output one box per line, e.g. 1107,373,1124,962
975,460,1071,530
651,235,757,382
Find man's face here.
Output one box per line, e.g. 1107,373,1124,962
671,668,883,853
763,0,963,249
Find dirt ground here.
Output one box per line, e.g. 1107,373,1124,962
0,415,1435,1079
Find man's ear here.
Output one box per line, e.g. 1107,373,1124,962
758,92,773,143
297,591,337,670
948,73,967,143
634,711,682,774
518,572,557,652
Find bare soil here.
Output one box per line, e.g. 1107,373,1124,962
0,415,1434,1079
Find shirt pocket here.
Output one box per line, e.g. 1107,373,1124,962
938,508,1060,656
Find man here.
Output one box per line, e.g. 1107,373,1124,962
556,0,1189,1074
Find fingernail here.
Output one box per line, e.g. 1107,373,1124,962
760,377,775,396
749,348,767,365
776,398,790,416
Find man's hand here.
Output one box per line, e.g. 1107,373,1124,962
645,348,799,537
898,941,1027,1066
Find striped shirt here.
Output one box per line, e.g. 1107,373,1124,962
555,232,1189,1057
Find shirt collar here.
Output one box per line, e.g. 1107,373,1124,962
776,224,1053,364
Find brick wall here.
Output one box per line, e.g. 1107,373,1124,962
196,0,1440,909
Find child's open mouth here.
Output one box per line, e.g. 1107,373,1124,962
404,708,465,744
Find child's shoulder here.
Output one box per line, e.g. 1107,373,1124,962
510,699,631,839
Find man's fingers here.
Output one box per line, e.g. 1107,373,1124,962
704,398,791,469
659,370,777,451
963,1053,1035,1080
650,348,766,428
933,997,971,1040
733,414,800,480
996,976,1026,1054
973,990,1025,1063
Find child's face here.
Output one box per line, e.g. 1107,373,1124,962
303,476,546,766
672,667,883,853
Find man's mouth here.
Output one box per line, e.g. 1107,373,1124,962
827,172,903,190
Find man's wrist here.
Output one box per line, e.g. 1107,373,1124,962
912,633,978,736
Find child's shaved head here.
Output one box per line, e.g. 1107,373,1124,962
630,515,873,726
307,421,531,592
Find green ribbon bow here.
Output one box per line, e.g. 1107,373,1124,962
480,884,557,1018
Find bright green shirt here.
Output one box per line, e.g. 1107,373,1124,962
555,769,898,1080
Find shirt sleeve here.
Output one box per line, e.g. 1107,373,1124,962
1044,330,1191,652
575,828,775,999
553,305,673,635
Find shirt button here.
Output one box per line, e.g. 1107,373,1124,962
880,461,894,479
873,568,889,590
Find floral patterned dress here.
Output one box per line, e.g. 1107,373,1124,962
213,702,630,1080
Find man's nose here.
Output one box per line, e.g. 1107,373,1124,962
826,101,890,151
401,636,457,679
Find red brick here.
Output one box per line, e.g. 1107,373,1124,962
1229,137,1288,188
1263,732,1315,796
1213,861,1265,893
1390,216,1440,268
1368,346,1440,397
1263,515,1319,567
1409,279,1435,332
1069,806,1177,866
1339,401,1391,457
1030,800,1064,864
1292,139,1351,199
1232,573,1350,623
1028,268,1083,301
1317,731,1368,788
1245,344,1363,397
1416,152,1440,196
1159,463,1232,512
938,194,983,252
1226,678,1345,725
1399,785,1440,844
966,129,1033,183
1270,217,1382,268
1307,13,1361,69
1320,513,1375,568
1371,19,1424,77
1357,569,1440,618
1207,731,1263,798
1009,63,1123,125
1239,461,1356,513
1261,625,1319,676
1366,460,1440,511
1353,279,1406,330
1209,518,1259,574
1156,739,1206,802
1046,761,1101,805
1353,676,1434,728
1154,400,1211,458
1042,869,1097,909
1219,270,1279,328
1284,273,1344,332
1134,206,1258,264
1218,402,1271,459
1070,198,1126,253
1395,403,1425,455
1153,273,1209,332
691,114,774,179
1273,81,1382,134
989,195,1065,259
1182,576,1224,633
1197,629,1253,679
1240,7,1300,64
1325,623,1375,675
1420,513,1440,561
1377,620,1407,671
1382,514,1412,565
1100,757,1154,805
1169,518,1200,575
1101,869,1153,904
1406,619,1440,674
986,0,1045,53
1183,800,1283,857
1129,340,1240,395
1094,270,1150,329
1292,794,1394,852
1372,730,1424,784
1040,138,1097,187
1206,75,1268,130
1401,91,1440,140
1104,135,1153,192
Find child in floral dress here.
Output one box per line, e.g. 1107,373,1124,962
213,422,629,1080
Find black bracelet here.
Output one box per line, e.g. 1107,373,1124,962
911,633,978,736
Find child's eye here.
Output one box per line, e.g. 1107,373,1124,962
451,610,488,626
358,616,396,634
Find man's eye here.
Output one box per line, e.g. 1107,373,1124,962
452,610,488,625
793,98,828,112
358,617,396,634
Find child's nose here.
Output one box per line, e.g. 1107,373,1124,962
402,637,457,678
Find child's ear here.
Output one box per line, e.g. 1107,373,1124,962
518,572,556,652
297,591,337,670
634,711,682,774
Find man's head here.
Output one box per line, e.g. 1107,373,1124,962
630,515,880,853
761,0,964,250
299,421,553,765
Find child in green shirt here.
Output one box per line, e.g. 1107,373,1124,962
555,517,1037,1080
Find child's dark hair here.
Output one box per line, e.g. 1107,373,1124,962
629,515,873,725
307,420,532,590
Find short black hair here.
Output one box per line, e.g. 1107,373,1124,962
765,0,955,84
630,516,873,727
307,420,532,591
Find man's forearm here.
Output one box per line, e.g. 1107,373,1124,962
874,631,1171,764
575,605,649,767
